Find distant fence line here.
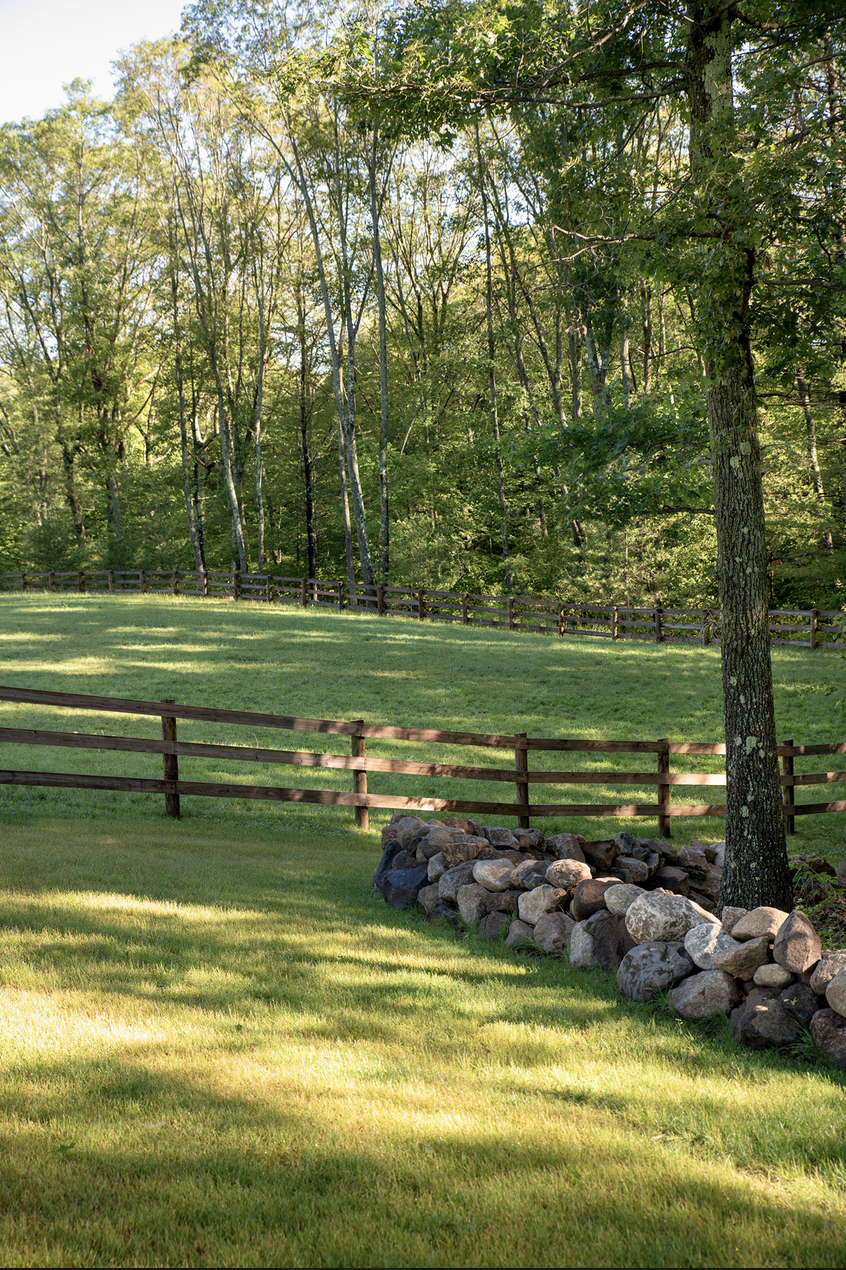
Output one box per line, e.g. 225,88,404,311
1,685,844,836
1,567,843,651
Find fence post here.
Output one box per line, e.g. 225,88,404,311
21,572,26,592
352,723,368,830
161,698,180,819
612,605,618,640
139,569,145,594
810,610,819,650
78,571,85,593
377,584,385,616
418,587,425,621
49,571,55,593
508,596,515,630
701,610,711,646
657,738,671,838
654,606,663,642
172,568,179,596
514,732,530,829
462,593,469,625
781,737,796,835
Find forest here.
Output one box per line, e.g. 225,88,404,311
0,0,843,612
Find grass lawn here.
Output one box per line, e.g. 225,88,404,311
1,594,845,1267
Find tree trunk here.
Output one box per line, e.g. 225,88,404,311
685,3,792,912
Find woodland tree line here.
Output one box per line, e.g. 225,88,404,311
0,1,843,615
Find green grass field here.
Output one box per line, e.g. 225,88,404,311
1,594,845,1267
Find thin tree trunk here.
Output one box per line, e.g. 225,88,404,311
796,368,833,550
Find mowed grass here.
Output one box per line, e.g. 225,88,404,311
0,595,845,1267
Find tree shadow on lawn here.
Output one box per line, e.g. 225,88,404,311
1,1050,844,1268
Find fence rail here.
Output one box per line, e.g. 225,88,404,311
1,686,844,835
1,569,841,650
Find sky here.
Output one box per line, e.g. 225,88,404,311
0,0,190,124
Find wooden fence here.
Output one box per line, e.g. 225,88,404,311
0,567,842,650
1,686,844,836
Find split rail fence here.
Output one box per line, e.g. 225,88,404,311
1,568,842,651
1,686,844,837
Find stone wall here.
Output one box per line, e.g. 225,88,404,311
373,815,846,1068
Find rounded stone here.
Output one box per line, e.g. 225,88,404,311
473,858,516,892
825,967,846,1019
753,962,794,989
545,858,593,889
684,923,742,971
668,969,742,1020
517,884,567,925
616,941,693,1001
604,883,647,917
731,906,790,942
625,892,718,945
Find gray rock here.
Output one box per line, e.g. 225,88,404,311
810,1009,846,1068
731,906,790,941
441,836,488,870
669,970,741,1020
487,889,521,915
391,848,419,872
569,922,599,969
604,883,647,917
614,831,639,854
625,892,719,945
392,816,428,849
533,912,575,955
825,967,846,1018
473,858,515,892
510,859,550,890
483,827,519,849
583,910,637,970
409,824,457,859
809,951,846,996
478,910,511,941
382,864,430,909
570,877,619,922
753,963,794,989
712,934,769,980
545,858,593,889
441,816,485,837
372,841,403,890
457,882,494,926
580,839,620,869
438,861,478,905
427,852,445,882
684,923,742,971
512,827,546,850
616,941,693,1001
779,982,825,1027
730,995,801,1048
517,884,567,925
612,856,650,885
649,865,690,895
545,832,587,862
720,905,748,935
416,882,441,916
772,910,822,975
505,919,537,949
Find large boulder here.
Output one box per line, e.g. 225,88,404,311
416,882,442,916
772,910,822,975
809,951,846,997
517,884,567,925
545,832,586,862
625,892,718,945
569,922,599,969
533,912,575,955
669,969,741,1020
730,989,801,1048
582,909,637,970
372,841,403,890
616,941,693,1001
825,967,846,1018
730,906,790,941
684,922,742,971
711,934,769,980
753,963,794,990
545,858,593,890
457,882,495,926
810,1009,846,1068
570,877,619,922
604,883,647,917
473,858,516,892
438,860,478,905
382,864,429,909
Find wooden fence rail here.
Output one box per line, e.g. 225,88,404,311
1,686,844,836
1,570,842,650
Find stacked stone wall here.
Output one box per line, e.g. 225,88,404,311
373,815,846,1068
